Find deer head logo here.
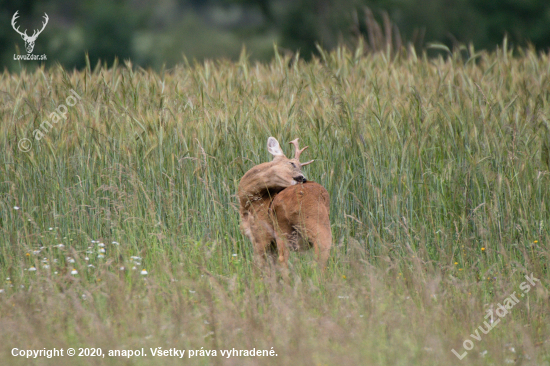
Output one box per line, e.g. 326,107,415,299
11,11,49,54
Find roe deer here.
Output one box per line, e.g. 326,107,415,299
238,137,312,267
238,137,331,271
269,139,332,270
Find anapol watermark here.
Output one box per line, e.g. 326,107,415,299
18,89,81,152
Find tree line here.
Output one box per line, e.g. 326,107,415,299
2,0,549,70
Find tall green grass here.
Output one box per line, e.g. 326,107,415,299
1,45,549,365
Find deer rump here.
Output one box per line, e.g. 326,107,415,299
270,181,331,266
240,182,330,261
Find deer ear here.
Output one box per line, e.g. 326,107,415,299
267,137,285,159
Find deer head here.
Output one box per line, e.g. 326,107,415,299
11,11,49,54
266,136,315,184
238,137,314,208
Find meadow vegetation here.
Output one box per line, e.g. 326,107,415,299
1,44,550,365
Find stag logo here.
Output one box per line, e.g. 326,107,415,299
12,11,48,54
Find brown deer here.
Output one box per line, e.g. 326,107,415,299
270,139,331,270
238,137,311,265
238,137,331,271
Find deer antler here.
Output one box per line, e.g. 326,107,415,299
29,13,49,40
289,138,314,166
11,11,28,38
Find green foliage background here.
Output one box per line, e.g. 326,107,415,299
1,0,550,70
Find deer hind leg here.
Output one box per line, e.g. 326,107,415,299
305,216,332,270
272,216,293,270
247,220,275,271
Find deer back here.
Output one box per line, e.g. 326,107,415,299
270,181,330,225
